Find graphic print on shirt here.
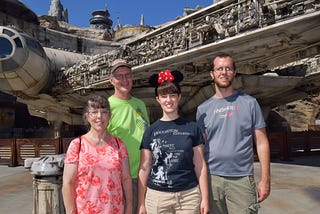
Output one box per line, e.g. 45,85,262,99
136,107,149,130
150,137,182,187
214,105,239,118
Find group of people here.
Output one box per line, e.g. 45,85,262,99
62,54,270,214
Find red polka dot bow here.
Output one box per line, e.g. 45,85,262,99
157,70,175,84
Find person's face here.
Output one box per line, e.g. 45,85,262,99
156,93,181,114
210,56,236,88
86,107,110,131
109,67,133,94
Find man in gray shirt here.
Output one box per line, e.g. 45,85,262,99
196,53,270,214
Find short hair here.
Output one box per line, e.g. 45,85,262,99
213,53,236,71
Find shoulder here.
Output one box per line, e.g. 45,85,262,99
131,96,146,105
181,118,202,129
232,91,255,102
65,136,83,162
177,117,193,124
108,95,115,102
110,135,125,148
110,136,129,157
69,136,82,147
110,135,121,143
130,96,141,101
236,91,256,101
198,96,215,111
144,120,161,133
108,95,124,107
199,96,214,106
148,119,161,129
234,92,262,112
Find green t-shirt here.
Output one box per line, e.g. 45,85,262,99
107,95,149,178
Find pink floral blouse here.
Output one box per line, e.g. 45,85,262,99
64,135,128,214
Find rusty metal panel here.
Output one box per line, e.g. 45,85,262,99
307,131,320,151
60,138,73,154
267,132,288,160
16,138,60,165
0,139,16,166
287,132,308,154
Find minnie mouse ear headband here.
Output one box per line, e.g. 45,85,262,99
148,70,184,87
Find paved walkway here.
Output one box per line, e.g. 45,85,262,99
0,155,319,214
256,156,320,214
0,165,33,213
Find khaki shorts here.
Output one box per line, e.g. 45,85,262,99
208,175,260,214
145,186,201,214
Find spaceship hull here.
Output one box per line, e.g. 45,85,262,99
0,26,87,97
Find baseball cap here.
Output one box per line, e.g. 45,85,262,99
110,59,132,73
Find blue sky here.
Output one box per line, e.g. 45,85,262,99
20,0,213,28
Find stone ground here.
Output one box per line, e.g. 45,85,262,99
0,155,319,214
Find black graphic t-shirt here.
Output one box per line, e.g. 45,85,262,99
140,117,204,192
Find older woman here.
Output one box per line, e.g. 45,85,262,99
62,95,132,214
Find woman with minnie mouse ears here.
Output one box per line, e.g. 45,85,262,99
137,70,209,214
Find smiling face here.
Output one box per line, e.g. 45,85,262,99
109,66,133,99
86,107,110,132
155,81,181,116
156,93,181,115
84,95,111,133
210,56,236,89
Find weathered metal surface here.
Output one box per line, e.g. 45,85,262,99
25,154,65,176
0,0,320,124
60,0,320,92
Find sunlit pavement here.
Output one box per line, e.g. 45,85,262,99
0,155,319,214
256,155,320,214
0,166,33,213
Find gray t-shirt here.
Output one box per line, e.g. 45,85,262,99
196,91,265,176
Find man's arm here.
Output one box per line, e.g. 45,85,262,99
254,128,271,202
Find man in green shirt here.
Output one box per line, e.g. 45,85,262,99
108,59,149,213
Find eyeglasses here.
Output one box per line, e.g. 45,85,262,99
112,72,133,80
88,109,109,118
214,66,234,73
